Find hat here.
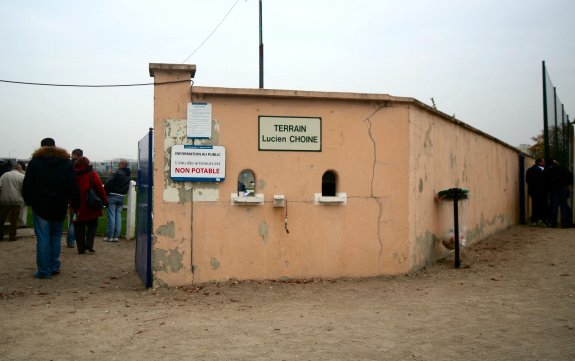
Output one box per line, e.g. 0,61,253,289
40,138,56,147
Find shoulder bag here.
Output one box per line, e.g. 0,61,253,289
86,172,104,209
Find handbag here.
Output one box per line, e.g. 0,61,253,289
86,172,104,209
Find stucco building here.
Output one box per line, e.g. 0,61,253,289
146,63,528,287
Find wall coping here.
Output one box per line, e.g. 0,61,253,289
149,63,196,78
191,86,527,155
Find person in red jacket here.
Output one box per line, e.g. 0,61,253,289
72,156,107,254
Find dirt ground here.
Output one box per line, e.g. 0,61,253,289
0,225,574,361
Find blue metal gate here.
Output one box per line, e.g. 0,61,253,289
136,128,153,288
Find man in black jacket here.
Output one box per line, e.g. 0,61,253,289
23,138,80,279
104,160,131,242
526,158,548,226
544,159,573,228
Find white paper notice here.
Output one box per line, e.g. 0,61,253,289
187,103,212,139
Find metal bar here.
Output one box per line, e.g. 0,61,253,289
453,188,461,269
259,0,264,89
146,128,154,288
542,61,550,161
519,155,526,225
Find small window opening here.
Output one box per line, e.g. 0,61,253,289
238,169,256,196
322,171,337,197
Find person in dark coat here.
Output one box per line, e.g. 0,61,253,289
544,159,573,228
104,160,131,242
22,138,80,279
525,158,548,226
71,156,107,254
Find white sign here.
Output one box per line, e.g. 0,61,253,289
187,103,212,139
171,145,226,182
259,116,322,151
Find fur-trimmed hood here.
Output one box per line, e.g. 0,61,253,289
22,145,80,222
32,146,70,160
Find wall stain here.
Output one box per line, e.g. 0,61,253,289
157,221,175,239
412,231,441,269
449,153,457,170
392,252,407,264
465,213,508,244
462,158,469,183
424,125,433,149
210,257,220,270
419,178,424,193
177,188,193,204
153,248,184,273
259,220,269,242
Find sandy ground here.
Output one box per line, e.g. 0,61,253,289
0,225,574,361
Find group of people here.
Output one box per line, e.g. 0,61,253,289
526,158,574,228
0,137,131,279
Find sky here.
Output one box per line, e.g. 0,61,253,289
1,0,573,161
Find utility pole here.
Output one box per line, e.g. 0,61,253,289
259,0,264,89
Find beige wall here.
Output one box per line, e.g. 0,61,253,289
408,107,526,270
150,64,527,287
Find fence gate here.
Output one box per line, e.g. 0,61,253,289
136,128,153,288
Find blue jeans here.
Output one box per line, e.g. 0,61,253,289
33,211,64,277
106,194,124,238
66,214,76,247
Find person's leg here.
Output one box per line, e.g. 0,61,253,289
85,219,98,251
113,196,124,239
549,191,560,228
66,212,76,248
106,201,116,240
74,221,87,254
558,188,570,227
533,192,548,224
529,195,536,224
19,206,27,227
8,205,21,241
0,205,9,240
33,211,52,278
48,220,63,274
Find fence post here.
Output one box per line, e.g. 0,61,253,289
126,180,137,239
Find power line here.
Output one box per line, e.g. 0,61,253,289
0,79,193,88
0,1,242,88
181,0,241,64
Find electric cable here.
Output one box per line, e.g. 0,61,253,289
0,1,241,88
181,0,241,63
0,79,193,88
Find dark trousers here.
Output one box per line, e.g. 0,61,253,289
529,191,548,224
549,188,570,228
74,219,98,252
0,205,21,241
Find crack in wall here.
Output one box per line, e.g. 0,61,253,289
363,102,389,272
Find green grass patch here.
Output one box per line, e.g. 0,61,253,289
26,205,128,237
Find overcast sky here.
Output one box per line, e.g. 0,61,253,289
1,0,573,161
